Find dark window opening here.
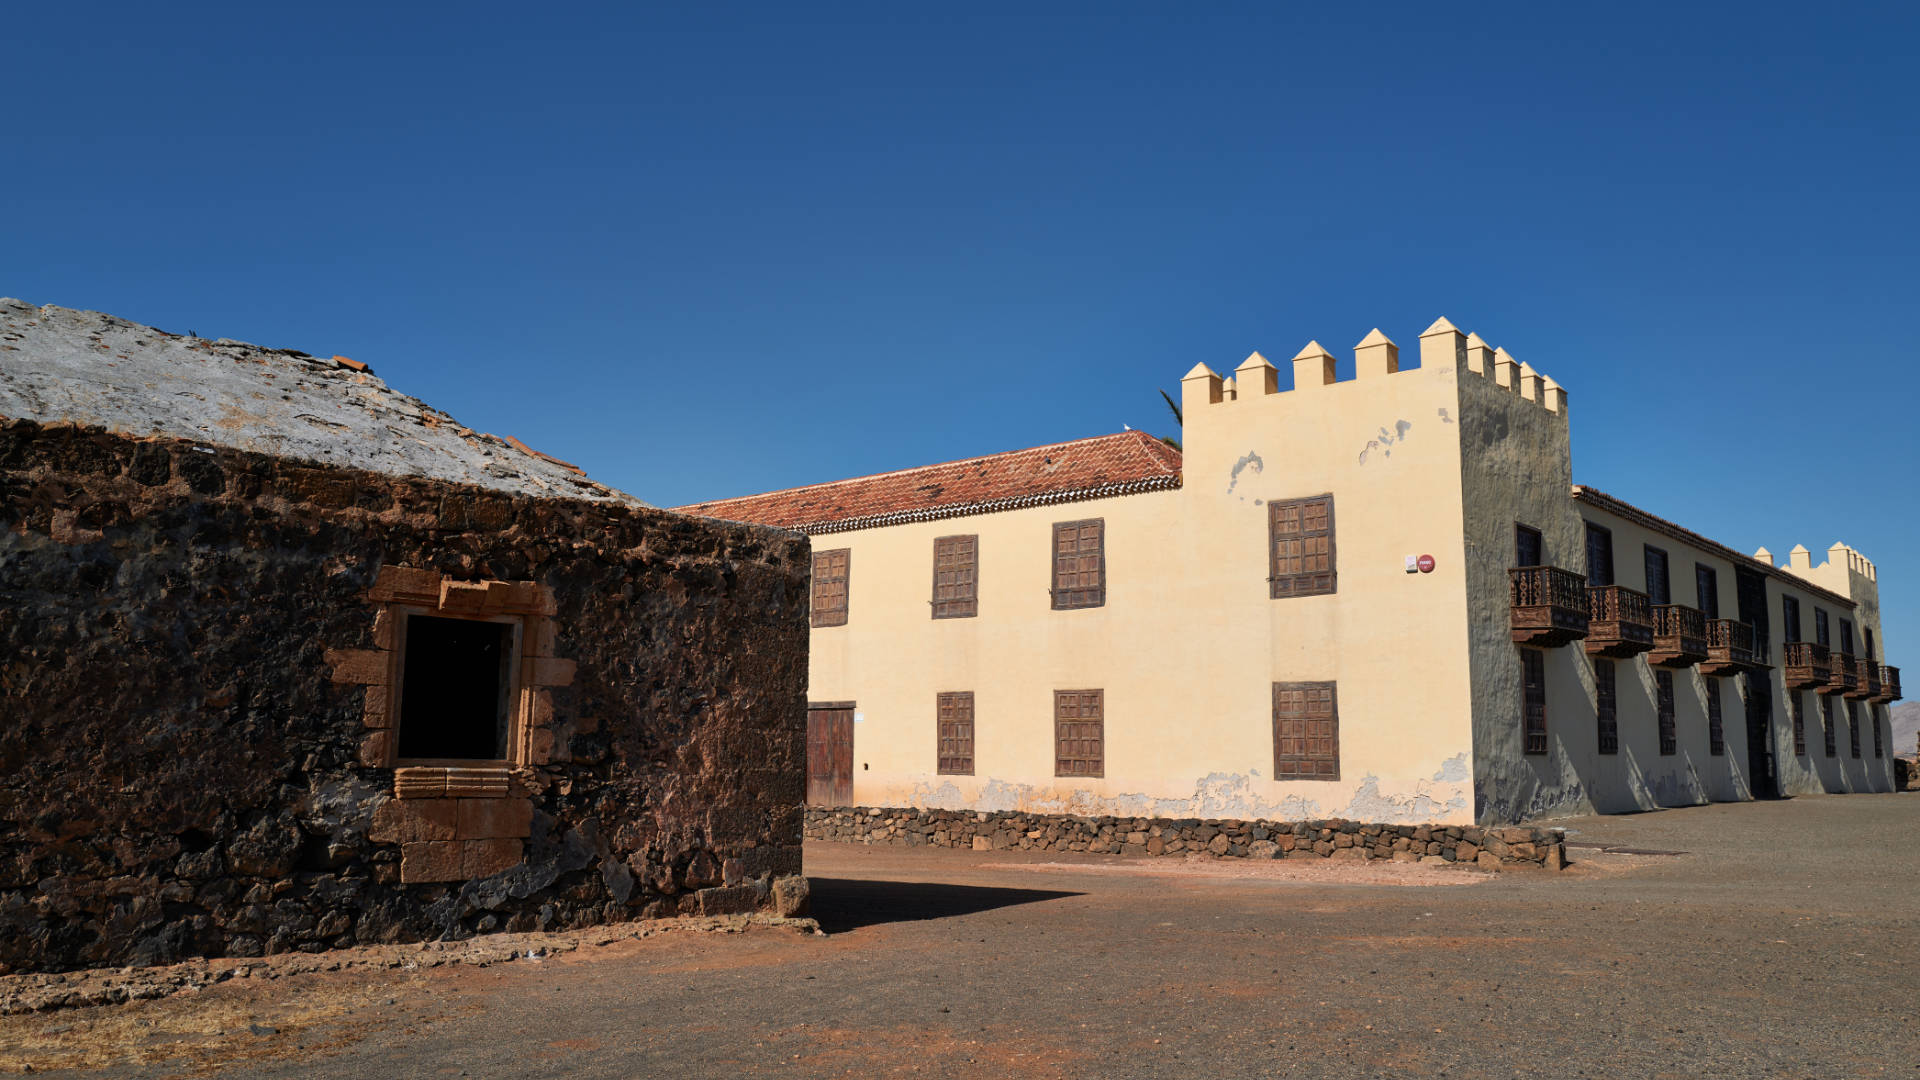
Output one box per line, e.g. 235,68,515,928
1839,619,1854,657
1656,670,1677,755
1695,564,1719,619
1847,701,1860,759
1781,596,1801,643
1584,523,1614,587
398,615,514,761
1515,524,1543,568
1864,627,1876,661
1644,546,1671,605
1822,696,1837,757
1595,659,1618,755
1706,679,1725,756
1814,608,1830,648
1521,649,1548,755
1873,709,1883,758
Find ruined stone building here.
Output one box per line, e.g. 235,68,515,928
0,300,809,973
677,319,1901,826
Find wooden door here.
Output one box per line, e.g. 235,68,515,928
806,704,854,806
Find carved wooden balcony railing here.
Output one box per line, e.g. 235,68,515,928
1782,641,1831,690
1584,585,1654,658
1819,651,1858,697
1510,566,1590,647
1647,604,1707,668
1701,619,1756,676
1875,664,1902,703
1846,659,1882,701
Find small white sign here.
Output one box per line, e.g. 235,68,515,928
1404,555,1420,574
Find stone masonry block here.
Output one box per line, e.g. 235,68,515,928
358,730,391,768
368,565,441,603
400,841,465,883
460,838,522,878
524,616,557,658
371,798,459,844
362,689,391,729
527,727,555,765
695,885,761,916
528,657,576,687
438,579,490,614
455,797,532,840
327,648,388,685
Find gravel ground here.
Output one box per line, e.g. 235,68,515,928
5,793,1913,1079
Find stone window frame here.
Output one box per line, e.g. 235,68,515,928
328,565,575,795
329,566,576,884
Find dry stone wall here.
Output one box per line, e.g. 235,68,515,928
807,807,1567,870
0,418,810,973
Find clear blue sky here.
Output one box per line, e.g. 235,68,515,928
6,3,1916,657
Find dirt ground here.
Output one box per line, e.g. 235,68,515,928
5,793,1915,1079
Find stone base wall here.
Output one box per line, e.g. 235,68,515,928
0,419,811,973
806,807,1567,870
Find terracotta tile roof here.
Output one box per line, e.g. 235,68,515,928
673,430,1183,534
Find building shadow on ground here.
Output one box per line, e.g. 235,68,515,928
808,878,1082,933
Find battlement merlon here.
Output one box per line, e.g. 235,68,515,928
1181,318,1569,420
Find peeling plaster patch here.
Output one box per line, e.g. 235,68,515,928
909,771,1468,825
1431,753,1469,783
1438,407,1453,424
1358,420,1413,465
1227,451,1263,494
1394,419,1412,440
1337,775,1467,823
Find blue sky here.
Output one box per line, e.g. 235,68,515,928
5,3,1916,657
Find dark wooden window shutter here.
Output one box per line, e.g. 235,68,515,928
1873,705,1884,758
1054,690,1104,777
1643,545,1671,605
931,535,979,619
1051,520,1106,610
1656,669,1677,755
1781,595,1801,644
936,691,974,775
1706,679,1724,755
1272,682,1340,779
1847,701,1860,759
1594,659,1618,755
810,548,850,628
1521,650,1548,755
1821,695,1836,757
1270,495,1336,598
1584,523,1614,587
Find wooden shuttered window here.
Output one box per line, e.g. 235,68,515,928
810,548,850,628
1790,691,1807,757
1594,659,1618,755
931,535,979,619
1272,682,1339,780
1521,649,1548,755
1847,701,1861,759
1051,520,1106,610
1270,495,1336,598
1706,679,1725,756
1821,695,1837,757
1873,707,1884,759
936,691,974,775
1656,670,1677,755
1054,690,1104,777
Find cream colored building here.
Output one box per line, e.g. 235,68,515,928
676,319,1902,825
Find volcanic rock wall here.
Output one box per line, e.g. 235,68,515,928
0,419,809,972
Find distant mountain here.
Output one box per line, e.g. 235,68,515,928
1893,701,1920,759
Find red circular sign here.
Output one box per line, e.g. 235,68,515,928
1416,554,1436,573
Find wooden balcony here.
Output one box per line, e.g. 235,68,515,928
1818,651,1858,697
1782,641,1831,690
1509,566,1590,647
1846,659,1881,701
1647,604,1707,668
1700,619,1756,676
1584,585,1654,658
1874,664,1902,703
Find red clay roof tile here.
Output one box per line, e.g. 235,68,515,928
672,430,1182,533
